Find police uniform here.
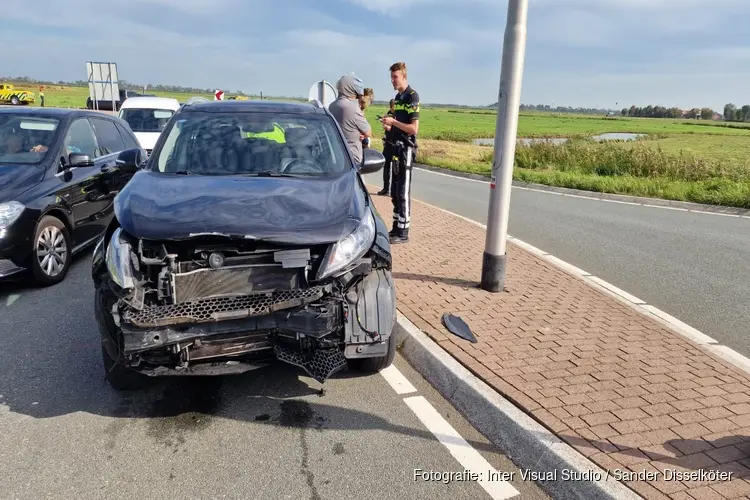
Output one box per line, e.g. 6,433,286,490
389,86,419,243
378,108,396,195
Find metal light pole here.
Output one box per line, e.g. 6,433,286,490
481,0,529,293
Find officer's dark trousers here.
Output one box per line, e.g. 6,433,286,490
390,146,414,237
382,144,394,191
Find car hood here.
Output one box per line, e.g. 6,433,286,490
114,169,366,244
0,163,45,203
133,132,160,150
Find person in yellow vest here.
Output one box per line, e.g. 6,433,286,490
244,122,286,143
39,86,45,107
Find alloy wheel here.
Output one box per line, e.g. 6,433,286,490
36,226,68,277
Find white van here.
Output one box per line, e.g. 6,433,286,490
118,96,181,153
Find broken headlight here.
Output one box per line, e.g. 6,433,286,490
105,228,136,290
316,210,375,280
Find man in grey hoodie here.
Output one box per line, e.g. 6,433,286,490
328,73,372,166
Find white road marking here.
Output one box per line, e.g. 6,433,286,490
413,166,750,219
688,210,741,217
601,199,640,206
367,183,750,377
380,364,417,394
403,395,521,500
5,294,20,306
643,204,688,211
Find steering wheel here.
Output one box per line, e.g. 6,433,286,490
281,158,325,174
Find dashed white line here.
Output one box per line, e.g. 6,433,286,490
643,204,688,211
601,199,640,206
403,395,521,500
5,294,20,307
380,365,520,499
380,364,418,394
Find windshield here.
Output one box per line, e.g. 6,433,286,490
151,111,352,176
120,108,175,133
0,114,60,164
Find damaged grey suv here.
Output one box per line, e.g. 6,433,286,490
91,98,396,390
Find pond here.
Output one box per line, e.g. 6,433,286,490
472,132,646,146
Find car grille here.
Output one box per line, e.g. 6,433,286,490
122,286,328,328
0,259,24,277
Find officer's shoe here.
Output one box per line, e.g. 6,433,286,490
389,230,409,244
377,188,389,196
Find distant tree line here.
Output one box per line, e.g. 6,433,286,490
620,105,716,120
722,104,750,122
516,103,616,115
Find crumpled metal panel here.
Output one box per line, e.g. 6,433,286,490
122,286,326,328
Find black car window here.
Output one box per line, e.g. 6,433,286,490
64,118,98,160
0,114,60,165
115,122,140,150
89,118,125,157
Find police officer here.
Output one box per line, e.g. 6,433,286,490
380,61,419,244
377,98,396,196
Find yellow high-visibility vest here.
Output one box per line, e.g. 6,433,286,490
245,123,286,143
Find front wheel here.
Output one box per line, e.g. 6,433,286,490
95,284,151,391
348,330,398,373
30,215,72,286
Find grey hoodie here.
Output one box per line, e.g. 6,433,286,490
329,74,371,165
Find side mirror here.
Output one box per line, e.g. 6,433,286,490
359,148,385,174
68,153,94,167
116,148,146,174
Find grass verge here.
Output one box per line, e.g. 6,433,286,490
368,137,750,209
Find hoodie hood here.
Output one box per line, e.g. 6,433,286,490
336,73,364,99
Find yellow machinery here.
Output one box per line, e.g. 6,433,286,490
0,84,36,105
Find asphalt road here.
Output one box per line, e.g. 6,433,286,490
0,252,547,500
363,167,750,357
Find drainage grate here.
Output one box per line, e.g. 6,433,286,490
122,287,326,328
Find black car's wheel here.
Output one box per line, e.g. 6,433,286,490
30,215,72,286
348,329,398,373
95,284,151,391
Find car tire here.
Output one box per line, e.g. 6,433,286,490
349,329,398,373
30,215,72,286
10,95,19,105
95,284,151,391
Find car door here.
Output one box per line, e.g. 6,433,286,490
53,117,103,245
87,116,130,233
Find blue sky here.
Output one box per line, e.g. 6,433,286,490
2,0,749,110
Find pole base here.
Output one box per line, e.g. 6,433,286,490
480,252,507,292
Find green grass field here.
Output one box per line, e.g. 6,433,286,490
361,105,750,209
8,83,750,208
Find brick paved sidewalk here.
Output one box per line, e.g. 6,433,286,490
369,187,750,500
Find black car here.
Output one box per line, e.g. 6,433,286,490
91,98,397,390
0,107,146,285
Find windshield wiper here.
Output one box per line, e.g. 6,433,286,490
173,170,193,175
247,170,298,177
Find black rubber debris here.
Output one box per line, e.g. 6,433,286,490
442,313,477,343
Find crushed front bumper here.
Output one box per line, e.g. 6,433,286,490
106,264,396,383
